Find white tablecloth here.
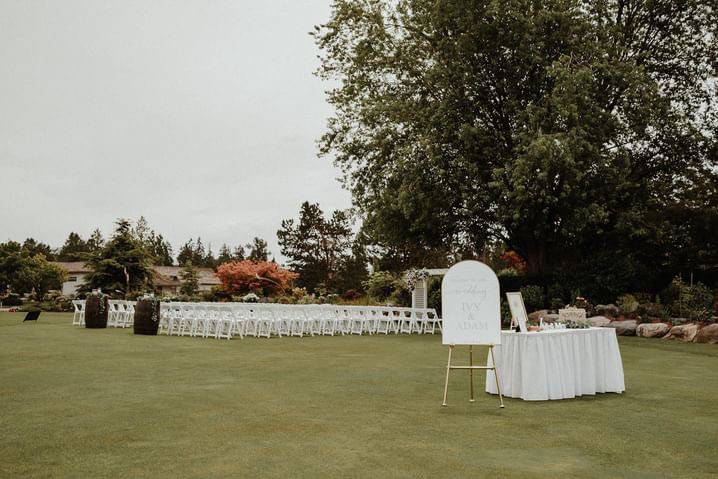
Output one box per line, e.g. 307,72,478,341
485,328,625,400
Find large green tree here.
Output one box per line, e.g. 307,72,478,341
0,242,65,299
246,237,270,262
132,216,174,266
278,202,367,292
82,219,154,296
314,0,717,285
56,232,89,261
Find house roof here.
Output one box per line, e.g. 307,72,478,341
52,262,221,286
52,261,91,274
151,266,221,286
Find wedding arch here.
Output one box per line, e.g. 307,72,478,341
405,268,448,309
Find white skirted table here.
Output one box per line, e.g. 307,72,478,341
485,328,625,400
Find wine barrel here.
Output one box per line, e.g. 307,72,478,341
85,295,108,328
133,299,160,335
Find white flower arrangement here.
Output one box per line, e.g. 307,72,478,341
242,292,259,303
405,268,430,290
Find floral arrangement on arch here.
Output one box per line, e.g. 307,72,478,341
405,268,430,290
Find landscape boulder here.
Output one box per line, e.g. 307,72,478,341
586,316,611,328
663,323,699,342
607,320,637,336
636,322,670,338
528,310,559,323
528,310,550,321
595,304,621,318
694,324,718,344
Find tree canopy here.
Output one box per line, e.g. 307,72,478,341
277,201,367,293
81,219,154,296
0,241,65,300
314,0,717,298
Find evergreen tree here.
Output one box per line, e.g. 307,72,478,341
87,229,104,252
21,238,54,260
82,219,154,296
56,232,89,261
179,262,200,296
232,245,246,261
277,202,366,292
246,237,269,262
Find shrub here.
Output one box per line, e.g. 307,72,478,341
663,277,714,321
342,289,362,300
617,294,640,315
1,294,23,307
550,297,565,310
636,302,669,321
216,260,298,297
363,271,399,301
520,285,544,312
390,285,411,307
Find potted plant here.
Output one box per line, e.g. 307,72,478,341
133,293,161,335
85,289,109,328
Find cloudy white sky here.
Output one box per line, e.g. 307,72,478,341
0,0,351,261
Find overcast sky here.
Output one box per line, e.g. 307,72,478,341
0,0,351,262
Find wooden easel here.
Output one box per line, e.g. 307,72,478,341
441,344,504,408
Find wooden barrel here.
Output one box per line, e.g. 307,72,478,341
85,295,108,328
133,299,160,335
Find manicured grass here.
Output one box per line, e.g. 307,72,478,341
1,312,717,478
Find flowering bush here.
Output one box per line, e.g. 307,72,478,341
499,250,527,273
217,260,298,297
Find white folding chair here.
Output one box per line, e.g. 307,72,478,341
399,308,419,334
72,300,84,326
254,307,274,338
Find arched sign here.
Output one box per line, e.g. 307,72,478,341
441,260,501,345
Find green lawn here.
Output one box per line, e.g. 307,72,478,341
1,312,716,478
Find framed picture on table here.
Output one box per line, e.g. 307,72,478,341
506,292,529,333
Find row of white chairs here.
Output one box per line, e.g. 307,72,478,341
158,303,441,340
72,300,441,340
72,300,136,328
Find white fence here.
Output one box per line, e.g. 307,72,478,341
71,300,442,340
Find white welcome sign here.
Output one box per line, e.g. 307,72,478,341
441,260,501,345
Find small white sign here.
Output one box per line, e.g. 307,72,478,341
506,292,529,333
441,260,501,345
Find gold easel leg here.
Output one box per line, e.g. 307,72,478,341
469,345,475,402
441,345,453,406
489,345,505,408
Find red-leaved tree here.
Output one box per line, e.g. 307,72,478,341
216,260,298,297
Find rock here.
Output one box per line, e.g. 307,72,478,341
663,323,699,342
694,324,718,344
636,322,670,338
528,310,560,323
528,309,550,321
595,304,621,318
607,320,637,336
586,316,611,327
